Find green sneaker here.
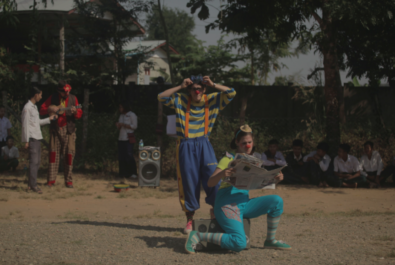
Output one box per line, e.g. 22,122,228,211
264,240,292,250
185,231,199,254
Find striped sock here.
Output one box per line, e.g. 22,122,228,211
196,232,223,246
267,215,281,243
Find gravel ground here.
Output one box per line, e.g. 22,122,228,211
1,213,395,265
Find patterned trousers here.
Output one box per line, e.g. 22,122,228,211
48,126,76,185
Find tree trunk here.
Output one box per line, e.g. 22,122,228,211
239,49,255,125
321,8,341,156
81,89,89,164
2,91,7,118
157,0,175,86
59,17,65,75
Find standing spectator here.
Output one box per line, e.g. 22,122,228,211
284,139,307,184
116,101,138,179
261,139,287,170
40,80,83,188
333,143,366,188
360,141,395,188
0,136,19,172
0,106,12,149
303,142,332,187
21,87,57,194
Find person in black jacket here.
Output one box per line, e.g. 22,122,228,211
283,139,308,184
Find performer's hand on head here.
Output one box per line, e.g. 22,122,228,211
181,78,193,89
202,76,214,87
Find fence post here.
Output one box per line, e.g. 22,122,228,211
81,89,89,161
2,91,7,117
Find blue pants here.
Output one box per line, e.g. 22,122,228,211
214,187,283,252
176,136,219,212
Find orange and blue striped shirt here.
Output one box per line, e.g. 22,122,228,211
158,88,236,139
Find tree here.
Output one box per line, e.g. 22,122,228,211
172,36,250,85
145,4,199,55
186,0,395,155
337,12,395,87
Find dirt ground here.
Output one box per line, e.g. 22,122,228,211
1,171,395,265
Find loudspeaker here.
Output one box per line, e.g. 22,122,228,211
138,146,161,187
192,219,251,251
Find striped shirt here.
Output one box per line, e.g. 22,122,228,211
158,88,236,139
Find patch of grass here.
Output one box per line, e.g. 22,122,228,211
95,195,105,199
285,209,395,218
60,211,89,221
117,192,128,198
0,194,9,202
70,240,83,245
135,214,152,219
374,235,394,241
387,251,395,258
295,234,304,237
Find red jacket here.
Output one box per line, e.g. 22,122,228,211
40,94,83,127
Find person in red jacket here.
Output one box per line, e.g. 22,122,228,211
40,80,83,188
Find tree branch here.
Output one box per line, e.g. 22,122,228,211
311,11,323,27
307,67,324,80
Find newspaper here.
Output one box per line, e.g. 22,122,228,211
224,153,286,190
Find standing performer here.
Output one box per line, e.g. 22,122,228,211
185,125,291,254
40,81,83,188
21,87,57,193
158,75,236,234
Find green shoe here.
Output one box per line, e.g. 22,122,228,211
185,231,199,254
264,240,292,250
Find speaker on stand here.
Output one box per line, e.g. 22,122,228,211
138,146,161,187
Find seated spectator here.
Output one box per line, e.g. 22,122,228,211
283,139,308,184
0,106,12,149
0,135,19,172
303,142,331,187
360,141,395,188
261,139,286,170
334,143,365,188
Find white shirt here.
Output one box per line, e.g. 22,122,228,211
261,151,287,166
21,100,50,143
360,151,384,175
1,145,19,159
303,151,331,172
0,116,12,141
118,111,138,141
334,155,361,173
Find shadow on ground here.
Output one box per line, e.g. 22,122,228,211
55,220,182,233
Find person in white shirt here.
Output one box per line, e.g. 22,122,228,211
0,136,19,172
360,141,395,188
303,142,332,187
116,101,138,178
21,87,57,194
0,106,12,149
333,143,365,188
261,139,287,170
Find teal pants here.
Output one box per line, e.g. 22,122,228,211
214,187,283,252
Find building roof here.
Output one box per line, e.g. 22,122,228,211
124,40,179,54
16,0,75,12
14,0,145,34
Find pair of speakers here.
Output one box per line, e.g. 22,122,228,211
192,218,251,251
138,146,161,187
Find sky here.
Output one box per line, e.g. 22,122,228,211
144,0,372,86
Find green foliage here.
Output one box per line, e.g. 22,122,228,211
145,4,199,55
172,36,250,85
